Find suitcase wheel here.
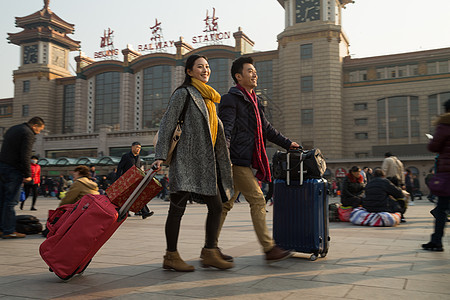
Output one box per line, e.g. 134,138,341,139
320,251,328,258
309,254,317,261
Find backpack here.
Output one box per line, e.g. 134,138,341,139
15,215,43,234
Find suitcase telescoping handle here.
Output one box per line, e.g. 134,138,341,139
287,148,304,186
118,166,158,220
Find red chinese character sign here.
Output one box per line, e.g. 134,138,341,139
192,8,231,45
94,27,119,60
138,19,175,53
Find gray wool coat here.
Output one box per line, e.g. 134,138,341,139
155,86,233,199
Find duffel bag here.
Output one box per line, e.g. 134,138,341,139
272,148,326,180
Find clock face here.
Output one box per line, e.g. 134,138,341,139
23,45,38,64
296,0,321,23
52,46,66,68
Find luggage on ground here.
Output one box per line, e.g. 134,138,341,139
273,178,329,260
39,169,157,280
15,215,43,234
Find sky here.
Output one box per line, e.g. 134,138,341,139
1,0,450,99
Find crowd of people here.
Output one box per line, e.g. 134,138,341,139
0,54,448,271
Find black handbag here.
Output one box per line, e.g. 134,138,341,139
272,148,326,180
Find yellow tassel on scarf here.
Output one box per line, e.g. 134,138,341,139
190,77,221,146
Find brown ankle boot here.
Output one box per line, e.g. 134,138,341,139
200,248,234,270
163,251,195,272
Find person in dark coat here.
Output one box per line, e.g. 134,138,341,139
217,56,300,263
362,169,405,214
116,142,153,219
341,166,365,208
422,99,450,251
0,117,45,239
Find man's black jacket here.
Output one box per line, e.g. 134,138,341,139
116,151,142,178
218,86,292,167
0,123,35,177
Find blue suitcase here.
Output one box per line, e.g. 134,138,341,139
273,178,329,261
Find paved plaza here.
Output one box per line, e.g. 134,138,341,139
0,196,448,299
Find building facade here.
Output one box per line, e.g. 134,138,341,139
2,0,449,185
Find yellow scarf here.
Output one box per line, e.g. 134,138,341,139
190,77,221,146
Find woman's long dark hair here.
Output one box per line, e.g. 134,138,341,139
176,54,208,91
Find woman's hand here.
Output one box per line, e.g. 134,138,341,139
151,160,164,171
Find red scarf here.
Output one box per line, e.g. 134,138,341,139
236,84,271,182
346,173,363,183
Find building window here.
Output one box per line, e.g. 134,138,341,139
143,65,172,129
23,80,30,92
355,152,369,158
377,96,420,141
22,104,29,117
354,118,368,126
376,68,386,79
359,70,367,81
95,72,121,131
438,61,449,73
300,44,313,59
208,58,230,95
409,64,419,76
63,84,75,134
301,76,313,92
355,132,368,139
301,109,314,125
255,60,274,122
354,103,367,111
427,62,437,74
428,92,450,132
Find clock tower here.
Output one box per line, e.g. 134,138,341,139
275,0,353,159
7,0,80,133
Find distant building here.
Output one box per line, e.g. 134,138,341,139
2,0,448,185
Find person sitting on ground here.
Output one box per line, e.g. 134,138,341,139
59,165,99,206
341,166,365,208
362,169,406,220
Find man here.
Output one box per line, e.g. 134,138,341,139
116,142,153,219
217,57,300,263
382,152,405,185
0,117,45,239
362,168,407,221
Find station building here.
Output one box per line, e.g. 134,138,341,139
2,0,450,185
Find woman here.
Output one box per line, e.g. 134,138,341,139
341,166,365,208
59,165,99,206
152,55,234,271
21,155,41,210
422,99,450,251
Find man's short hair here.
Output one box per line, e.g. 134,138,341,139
28,117,45,127
132,141,141,146
373,169,385,177
231,56,254,84
31,155,39,160
384,152,393,157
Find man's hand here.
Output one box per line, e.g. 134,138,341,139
23,177,32,183
289,142,301,149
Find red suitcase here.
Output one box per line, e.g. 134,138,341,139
39,169,157,280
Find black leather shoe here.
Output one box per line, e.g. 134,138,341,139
422,242,443,251
142,211,154,219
